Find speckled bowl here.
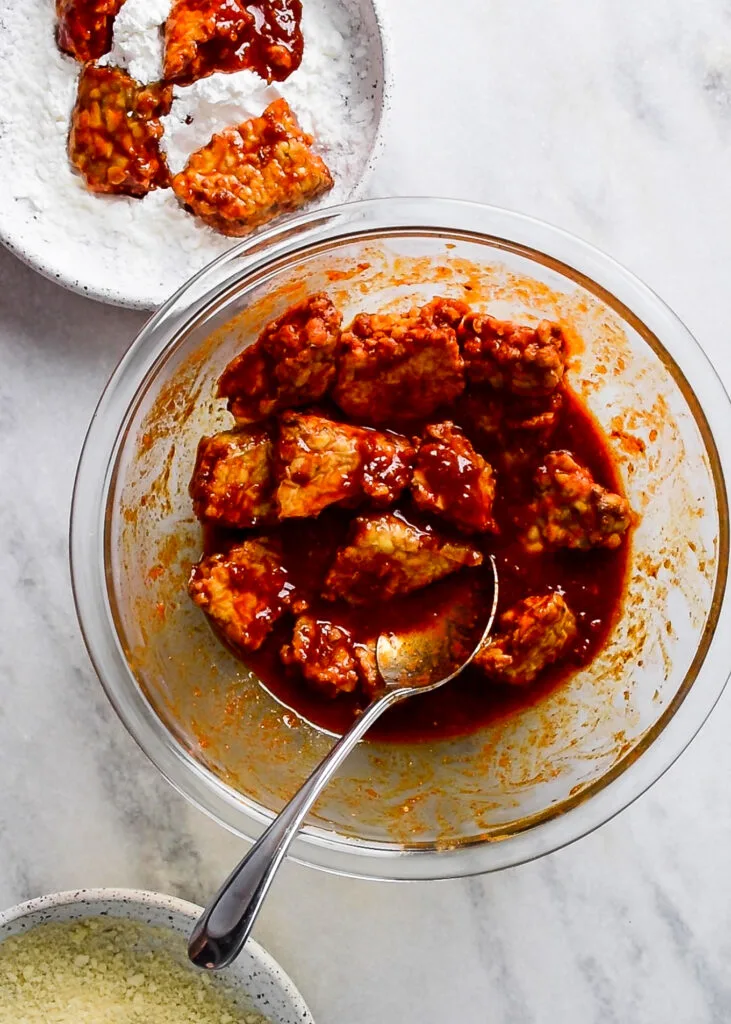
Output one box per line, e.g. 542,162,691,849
0,888,314,1024
0,0,392,309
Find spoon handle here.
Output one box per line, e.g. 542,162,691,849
188,688,402,970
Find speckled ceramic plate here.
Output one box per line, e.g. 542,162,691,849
0,0,390,310
0,888,315,1024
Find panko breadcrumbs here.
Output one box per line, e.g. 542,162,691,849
0,917,271,1023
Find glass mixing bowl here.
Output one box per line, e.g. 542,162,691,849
71,198,731,880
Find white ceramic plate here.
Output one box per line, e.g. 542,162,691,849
0,888,315,1024
0,0,390,310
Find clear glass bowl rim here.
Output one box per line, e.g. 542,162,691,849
70,196,731,881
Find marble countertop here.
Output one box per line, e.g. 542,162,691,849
2,0,731,1020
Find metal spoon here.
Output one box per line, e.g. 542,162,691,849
188,555,499,971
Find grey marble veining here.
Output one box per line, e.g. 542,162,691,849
2,1,731,1021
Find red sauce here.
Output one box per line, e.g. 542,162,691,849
167,0,304,85
244,0,304,81
56,0,125,63
421,447,482,508
206,387,630,742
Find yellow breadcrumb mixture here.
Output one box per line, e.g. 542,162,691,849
0,916,272,1023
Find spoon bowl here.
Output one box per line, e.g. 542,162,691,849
376,568,499,692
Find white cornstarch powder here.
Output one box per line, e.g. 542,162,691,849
0,917,272,1023
100,0,172,83
0,0,381,307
